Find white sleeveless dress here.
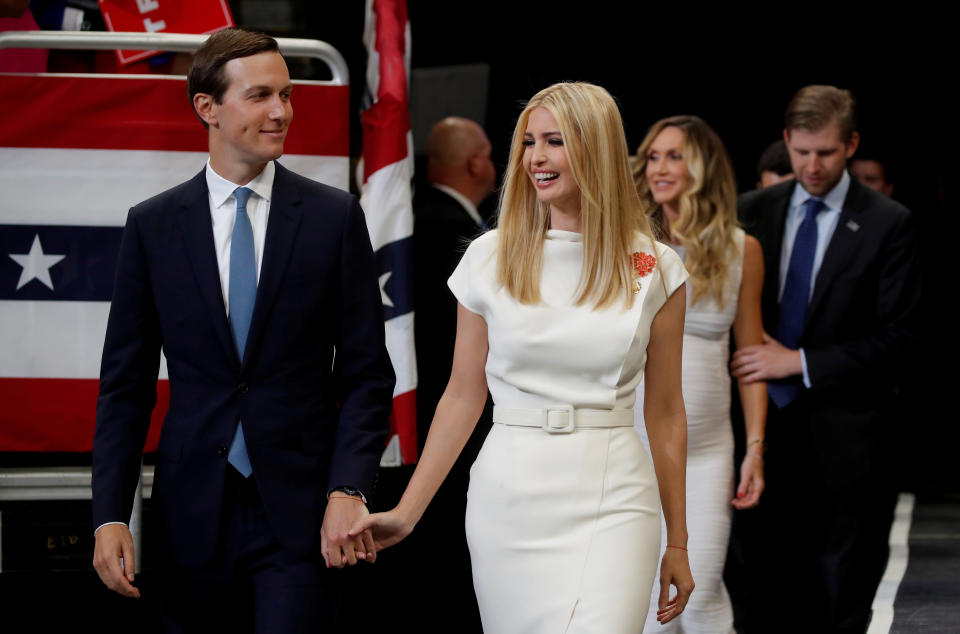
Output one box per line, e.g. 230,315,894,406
636,228,745,633
448,228,688,633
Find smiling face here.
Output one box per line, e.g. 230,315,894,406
203,51,293,183
784,121,859,198
521,107,580,217
645,126,692,215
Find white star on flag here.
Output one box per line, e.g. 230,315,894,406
379,271,394,307
9,234,66,290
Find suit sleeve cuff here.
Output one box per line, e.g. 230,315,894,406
800,348,812,388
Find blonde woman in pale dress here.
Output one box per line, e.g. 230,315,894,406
633,115,767,633
351,83,694,632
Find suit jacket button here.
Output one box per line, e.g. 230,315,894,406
217,446,228,457
238,382,249,394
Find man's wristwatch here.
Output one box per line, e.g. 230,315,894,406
328,486,367,503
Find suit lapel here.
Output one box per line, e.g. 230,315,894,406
242,162,303,370
177,169,239,369
807,180,867,323
761,185,791,324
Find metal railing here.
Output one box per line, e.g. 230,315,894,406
0,30,349,85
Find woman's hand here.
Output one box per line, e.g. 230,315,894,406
731,453,765,509
348,509,415,552
656,547,695,625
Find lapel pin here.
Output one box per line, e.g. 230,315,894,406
846,220,860,232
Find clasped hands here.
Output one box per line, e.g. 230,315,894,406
321,494,378,568
328,499,418,565
347,507,414,554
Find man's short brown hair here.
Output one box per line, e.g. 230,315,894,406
784,85,858,142
187,28,279,125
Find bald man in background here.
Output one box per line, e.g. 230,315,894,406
413,116,495,444
408,116,495,632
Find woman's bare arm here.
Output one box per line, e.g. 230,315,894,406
351,303,489,548
643,282,694,623
731,235,767,509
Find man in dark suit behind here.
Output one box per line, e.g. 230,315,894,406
398,117,494,632
413,116,495,445
732,85,919,633
91,29,394,632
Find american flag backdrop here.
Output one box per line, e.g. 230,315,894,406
359,0,418,466
0,72,350,452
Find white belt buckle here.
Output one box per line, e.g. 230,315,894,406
542,404,576,434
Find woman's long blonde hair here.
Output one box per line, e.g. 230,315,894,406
497,82,656,309
633,115,739,306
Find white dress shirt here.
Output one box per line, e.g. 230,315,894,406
96,160,275,535
779,169,850,386
206,160,275,313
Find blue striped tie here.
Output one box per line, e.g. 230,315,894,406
768,197,825,409
227,186,255,478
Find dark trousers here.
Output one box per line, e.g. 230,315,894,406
157,468,338,634
737,402,897,634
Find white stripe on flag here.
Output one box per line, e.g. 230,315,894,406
359,135,415,251
0,300,169,379
385,312,416,395
1,148,348,225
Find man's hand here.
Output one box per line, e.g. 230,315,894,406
320,496,376,568
731,332,803,383
93,524,140,598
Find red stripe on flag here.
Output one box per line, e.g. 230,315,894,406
388,389,417,465
373,0,409,103
0,378,167,453
361,0,411,181
0,75,349,156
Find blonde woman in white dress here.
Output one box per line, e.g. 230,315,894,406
351,83,694,632
633,115,767,633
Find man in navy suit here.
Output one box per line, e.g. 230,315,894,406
732,85,919,633
91,29,394,632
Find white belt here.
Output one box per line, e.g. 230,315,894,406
493,405,634,434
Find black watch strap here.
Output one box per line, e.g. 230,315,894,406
329,486,367,503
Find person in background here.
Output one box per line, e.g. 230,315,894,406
633,115,766,633
353,82,694,631
408,115,496,632
414,116,495,448
850,150,894,197
733,85,920,633
756,139,794,188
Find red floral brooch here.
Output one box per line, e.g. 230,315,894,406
631,252,657,294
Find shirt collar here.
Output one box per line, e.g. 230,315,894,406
206,160,276,208
789,169,850,214
431,184,484,226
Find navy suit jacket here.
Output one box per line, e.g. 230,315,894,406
92,162,395,568
738,177,920,492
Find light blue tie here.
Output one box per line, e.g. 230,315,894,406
227,186,255,478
